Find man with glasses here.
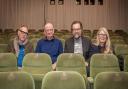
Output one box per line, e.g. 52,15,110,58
64,21,91,76
64,21,91,59
8,25,34,68
35,22,63,70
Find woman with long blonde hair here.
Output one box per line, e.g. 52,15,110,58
89,27,113,57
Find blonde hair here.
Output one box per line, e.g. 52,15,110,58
95,27,112,53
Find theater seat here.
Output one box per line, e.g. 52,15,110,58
124,55,128,72
30,38,40,51
114,44,128,71
0,44,8,53
22,53,52,89
42,71,86,89
90,54,120,78
94,72,128,89
56,53,87,81
0,53,18,71
87,54,120,89
0,72,35,89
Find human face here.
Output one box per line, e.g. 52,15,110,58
98,30,107,44
72,23,82,38
44,23,54,39
18,27,28,42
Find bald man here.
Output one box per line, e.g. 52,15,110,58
35,23,63,69
8,25,34,67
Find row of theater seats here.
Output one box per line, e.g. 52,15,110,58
0,29,128,53
0,53,128,89
0,71,128,89
0,29,128,56
0,28,128,41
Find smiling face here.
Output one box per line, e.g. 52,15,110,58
44,23,54,39
72,23,82,39
97,30,108,44
18,26,28,42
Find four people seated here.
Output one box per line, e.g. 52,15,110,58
7,21,114,73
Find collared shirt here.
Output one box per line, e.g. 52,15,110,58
35,37,63,64
74,37,83,54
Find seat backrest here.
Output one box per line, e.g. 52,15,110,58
114,44,128,56
110,36,124,40
0,44,8,53
30,38,40,51
42,71,86,89
90,53,120,78
111,39,126,45
94,72,128,89
59,38,65,48
124,55,128,71
22,53,52,74
0,72,35,89
0,53,18,71
0,38,7,44
56,53,86,76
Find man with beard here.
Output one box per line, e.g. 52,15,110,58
64,21,91,76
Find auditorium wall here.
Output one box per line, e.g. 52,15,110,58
0,0,128,31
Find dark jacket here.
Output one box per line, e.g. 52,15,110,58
64,36,91,62
88,44,114,58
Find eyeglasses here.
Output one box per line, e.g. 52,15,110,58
19,30,28,35
72,28,81,31
98,34,107,36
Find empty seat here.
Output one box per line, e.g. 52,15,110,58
0,44,8,52
94,72,128,89
0,29,3,33
42,71,86,89
114,44,128,71
0,38,7,44
56,53,87,81
90,54,120,78
56,53,86,75
4,29,15,34
61,34,72,40
0,72,35,89
124,55,128,71
59,29,70,34
111,39,126,45
30,38,40,51
0,53,18,71
28,29,37,34
115,29,124,35
110,36,124,40
114,44,128,57
22,53,52,89
59,38,65,48
87,54,120,89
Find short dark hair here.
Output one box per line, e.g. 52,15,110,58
71,21,83,32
